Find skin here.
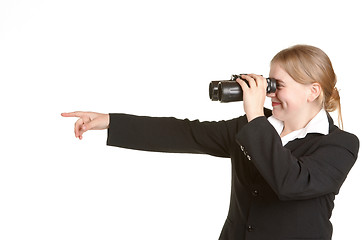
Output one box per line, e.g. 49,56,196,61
61,111,110,140
62,63,323,139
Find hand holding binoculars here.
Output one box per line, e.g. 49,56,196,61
209,74,277,102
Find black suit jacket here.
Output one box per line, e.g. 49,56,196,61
106,109,359,240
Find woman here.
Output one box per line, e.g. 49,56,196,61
62,45,359,240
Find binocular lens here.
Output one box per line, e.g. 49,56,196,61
209,81,220,101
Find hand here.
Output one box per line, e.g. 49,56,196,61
236,74,267,122
61,111,110,140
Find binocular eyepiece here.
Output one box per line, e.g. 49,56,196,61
209,74,277,102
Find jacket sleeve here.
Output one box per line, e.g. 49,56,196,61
236,116,360,201
107,113,245,158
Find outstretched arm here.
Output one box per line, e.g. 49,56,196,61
61,111,244,157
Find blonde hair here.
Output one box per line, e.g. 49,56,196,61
271,44,343,129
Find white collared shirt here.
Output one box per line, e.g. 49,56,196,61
267,109,329,146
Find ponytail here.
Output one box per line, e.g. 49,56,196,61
324,87,343,129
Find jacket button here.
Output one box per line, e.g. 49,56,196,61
252,189,259,197
247,225,254,232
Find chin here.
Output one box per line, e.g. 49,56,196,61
272,108,284,121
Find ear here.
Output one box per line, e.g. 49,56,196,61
307,83,322,102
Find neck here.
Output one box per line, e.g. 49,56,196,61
281,107,322,137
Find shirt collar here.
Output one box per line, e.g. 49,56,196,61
268,109,329,146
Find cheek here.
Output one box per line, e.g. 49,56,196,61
277,89,305,110
276,90,290,105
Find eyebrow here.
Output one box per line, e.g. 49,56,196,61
270,77,284,83
274,79,285,87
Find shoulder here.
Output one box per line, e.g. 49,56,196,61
324,126,359,158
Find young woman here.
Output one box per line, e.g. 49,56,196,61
62,45,359,240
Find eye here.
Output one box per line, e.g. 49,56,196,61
275,80,284,89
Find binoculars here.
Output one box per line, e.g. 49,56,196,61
209,74,277,102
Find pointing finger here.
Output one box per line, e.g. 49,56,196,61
61,111,86,118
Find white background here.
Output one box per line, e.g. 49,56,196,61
1,0,361,239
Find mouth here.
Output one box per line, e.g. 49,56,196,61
272,102,281,107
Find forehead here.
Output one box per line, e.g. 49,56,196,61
269,63,294,82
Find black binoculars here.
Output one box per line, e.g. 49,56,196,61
209,74,277,102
